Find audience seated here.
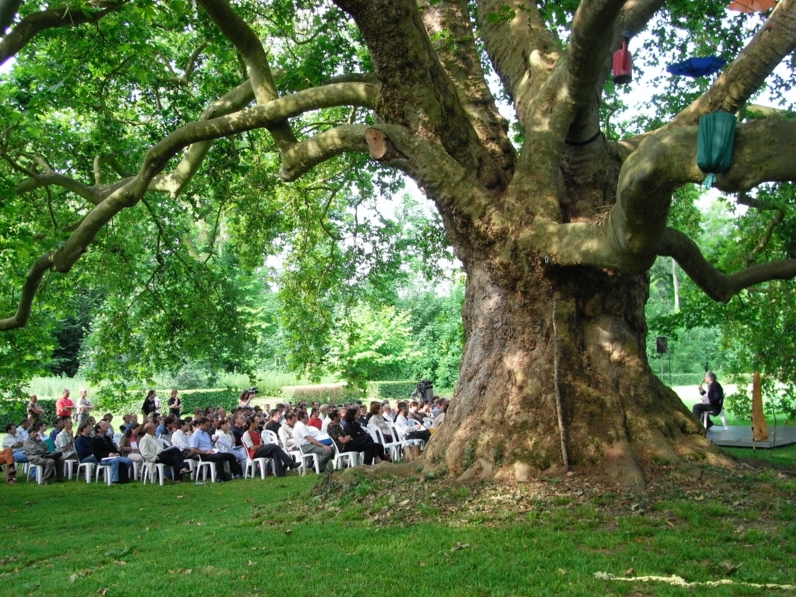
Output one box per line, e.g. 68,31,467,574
7,392,413,488
329,408,390,465
189,417,242,482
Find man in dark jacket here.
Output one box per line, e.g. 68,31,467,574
92,421,132,483
692,372,724,430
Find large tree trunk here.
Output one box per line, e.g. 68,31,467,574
425,258,726,489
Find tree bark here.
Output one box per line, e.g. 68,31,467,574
425,256,726,489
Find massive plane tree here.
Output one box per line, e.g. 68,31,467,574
2,0,796,487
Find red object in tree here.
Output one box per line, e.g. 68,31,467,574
612,40,632,85
728,0,776,13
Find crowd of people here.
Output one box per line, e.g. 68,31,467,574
1,388,449,485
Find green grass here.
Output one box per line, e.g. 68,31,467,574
2,466,796,597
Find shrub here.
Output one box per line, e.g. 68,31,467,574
282,384,362,404
366,380,418,400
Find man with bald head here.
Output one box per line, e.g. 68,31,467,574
139,423,188,482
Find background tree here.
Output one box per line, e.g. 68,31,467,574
2,0,796,487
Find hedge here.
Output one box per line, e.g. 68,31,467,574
366,381,418,400
281,384,362,404
654,372,719,387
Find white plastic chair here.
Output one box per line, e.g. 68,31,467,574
703,409,728,431
77,460,95,483
28,463,45,484
244,456,270,479
423,417,434,428
262,430,279,445
141,462,168,485
331,440,359,470
370,427,402,461
95,461,114,486
195,459,216,482
297,445,321,474
63,459,78,480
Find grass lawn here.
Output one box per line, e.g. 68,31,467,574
2,458,796,597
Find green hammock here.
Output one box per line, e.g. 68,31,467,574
697,111,736,189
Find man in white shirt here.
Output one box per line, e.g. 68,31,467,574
293,411,332,472
3,423,28,464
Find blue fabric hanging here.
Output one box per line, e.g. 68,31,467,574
697,112,736,189
667,56,726,78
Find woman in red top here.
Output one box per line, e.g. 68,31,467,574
307,407,322,430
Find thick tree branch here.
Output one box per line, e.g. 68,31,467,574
0,254,53,331
659,228,796,303
568,0,626,113
475,0,559,128
197,0,297,152
0,1,129,66
16,172,102,205
280,125,370,182
619,0,665,34
334,0,509,192
605,119,796,265
418,0,515,184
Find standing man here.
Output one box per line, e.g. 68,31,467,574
56,389,76,420
76,389,94,429
189,417,242,482
692,371,724,430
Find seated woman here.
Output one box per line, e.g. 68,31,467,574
330,408,390,465
366,401,394,443
118,424,144,469
307,408,322,430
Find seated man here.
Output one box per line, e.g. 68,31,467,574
22,423,64,484
48,418,65,445
75,422,95,464
139,423,188,482
92,421,133,483
189,417,242,482
55,418,77,461
170,419,193,458
2,423,28,465
692,371,724,430
241,418,300,477
293,411,332,472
